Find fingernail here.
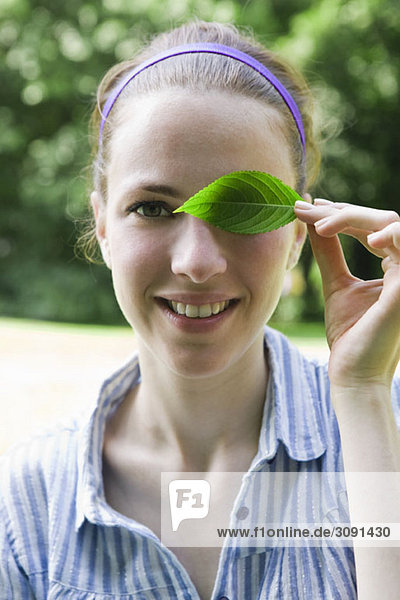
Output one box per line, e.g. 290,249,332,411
315,217,330,228
313,198,333,205
295,200,313,210
367,231,381,242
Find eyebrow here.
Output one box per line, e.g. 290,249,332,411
138,183,181,198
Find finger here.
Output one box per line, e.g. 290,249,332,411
294,199,364,223
379,261,400,323
295,202,387,258
313,198,333,205
318,225,388,259
294,201,332,223
295,201,400,260
307,224,354,297
381,256,400,281
295,200,400,232
314,198,386,251
382,256,392,273
311,207,399,260
313,221,385,255
368,221,400,251
313,205,400,237
313,198,350,209
367,222,400,264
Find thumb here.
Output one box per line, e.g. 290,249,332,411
307,223,354,297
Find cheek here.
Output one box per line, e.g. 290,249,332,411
108,229,167,299
234,229,293,321
234,229,292,280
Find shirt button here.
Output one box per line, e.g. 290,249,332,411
236,506,249,520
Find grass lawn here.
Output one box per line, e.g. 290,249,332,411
0,316,327,342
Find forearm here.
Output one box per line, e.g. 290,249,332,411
332,383,400,472
331,384,400,600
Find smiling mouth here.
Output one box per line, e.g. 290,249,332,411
160,299,237,319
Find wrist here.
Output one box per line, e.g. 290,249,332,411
329,382,393,429
330,384,400,472
330,380,392,395
329,372,393,393
330,382,392,414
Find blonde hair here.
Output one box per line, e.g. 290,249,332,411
80,20,320,261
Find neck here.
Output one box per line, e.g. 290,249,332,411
124,331,269,471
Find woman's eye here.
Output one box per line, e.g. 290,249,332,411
130,202,172,218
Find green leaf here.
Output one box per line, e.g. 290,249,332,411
173,171,302,234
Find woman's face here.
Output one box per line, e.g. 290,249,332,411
93,90,306,377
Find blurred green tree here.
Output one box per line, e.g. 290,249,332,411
276,0,400,319
0,0,398,324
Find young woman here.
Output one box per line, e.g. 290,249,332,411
1,21,400,600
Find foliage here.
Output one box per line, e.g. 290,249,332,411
174,171,299,233
1,0,399,324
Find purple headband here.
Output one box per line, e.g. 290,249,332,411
99,42,305,151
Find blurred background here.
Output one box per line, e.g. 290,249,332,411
1,0,399,449
1,0,399,325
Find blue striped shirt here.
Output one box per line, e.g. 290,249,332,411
1,326,400,599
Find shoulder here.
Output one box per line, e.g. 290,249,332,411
0,417,82,534
264,325,331,404
0,417,84,590
264,326,400,435
0,415,81,474
264,326,341,462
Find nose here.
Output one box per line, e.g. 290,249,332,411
170,215,228,283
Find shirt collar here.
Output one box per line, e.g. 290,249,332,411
75,327,328,529
75,354,142,530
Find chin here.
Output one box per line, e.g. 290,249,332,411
164,352,234,380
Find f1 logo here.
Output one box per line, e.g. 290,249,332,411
169,480,211,531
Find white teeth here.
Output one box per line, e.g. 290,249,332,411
177,302,186,315
185,304,199,318
212,302,220,314
199,304,212,317
167,300,232,318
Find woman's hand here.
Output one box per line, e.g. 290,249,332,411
295,198,400,600
294,197,400,388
